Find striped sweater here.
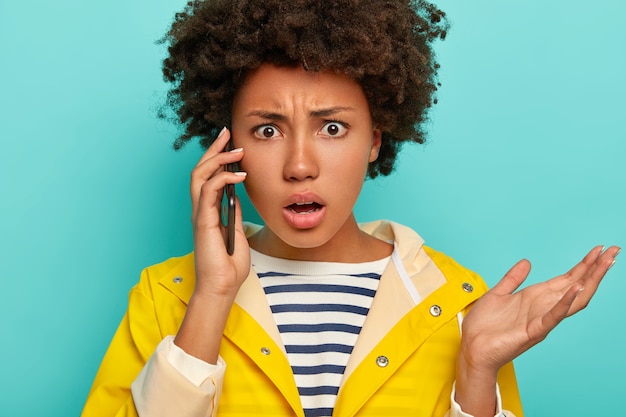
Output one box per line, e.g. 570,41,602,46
251,249,390,417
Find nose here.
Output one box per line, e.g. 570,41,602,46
282,135,319,182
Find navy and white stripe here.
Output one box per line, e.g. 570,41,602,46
251,249,389,417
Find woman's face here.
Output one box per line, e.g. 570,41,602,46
231,64,381,259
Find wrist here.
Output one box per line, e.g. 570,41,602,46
456,347,499,383
192,283,239,304
454,349,499,417
175,290,236,364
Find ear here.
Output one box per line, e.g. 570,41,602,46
368,128,383,162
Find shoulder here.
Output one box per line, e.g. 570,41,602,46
422,245,489,294
133,252,196,304
126,253,196,339
361,219,489,295
142,252,195,279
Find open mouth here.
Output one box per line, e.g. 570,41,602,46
287,202,323,214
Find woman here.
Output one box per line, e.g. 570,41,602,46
82,1,619,416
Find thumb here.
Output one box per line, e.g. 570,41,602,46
490,259,532,295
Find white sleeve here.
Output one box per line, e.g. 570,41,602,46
167,336,226,387
446,382,514,417
131,336,226,417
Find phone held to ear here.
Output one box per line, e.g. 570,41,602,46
222,139,236,255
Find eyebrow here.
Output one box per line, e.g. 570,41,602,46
245,106,355,120
310,106,355,118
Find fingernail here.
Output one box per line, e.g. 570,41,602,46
230,147,243,153
234,171,247,177
608,259,617,270
616,248,622,257
217,126,227,139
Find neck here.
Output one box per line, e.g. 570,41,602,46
248,217,393,263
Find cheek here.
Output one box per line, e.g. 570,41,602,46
329,146,372,177
239,153,277,201
239,149,269,178
325,155,369,201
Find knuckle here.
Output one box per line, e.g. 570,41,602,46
194,216,210,229
200,180,215,195
190,166,203,182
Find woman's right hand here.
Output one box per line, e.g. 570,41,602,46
174,128,248,364
190,127,249,299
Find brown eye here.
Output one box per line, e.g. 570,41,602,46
320,122,347,138
253,125,281,139
262,126,275,137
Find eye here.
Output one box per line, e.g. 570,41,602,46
253,124,281,139
320,121,348,138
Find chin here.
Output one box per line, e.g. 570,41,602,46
280,231,331,249
267,226,337,253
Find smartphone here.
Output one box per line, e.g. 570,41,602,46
222,139,236,255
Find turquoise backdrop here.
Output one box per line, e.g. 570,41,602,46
1,0,624,415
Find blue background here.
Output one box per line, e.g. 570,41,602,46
1,0,624,415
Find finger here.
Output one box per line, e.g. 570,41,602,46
191,148,245,222
539,284,583,334
561,245,604,282
568,245,621,314
231,195,249,256
595,245,620,272
234,195,245,232
190,128,232,211
608,245,621,268
195,127,231,167
189,127,230,222
490,259,532,295
194,171,247,228
579,245,620,286
191,146,244,198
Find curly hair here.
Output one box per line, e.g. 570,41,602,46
160,0,448,178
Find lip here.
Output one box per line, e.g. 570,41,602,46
282,192,327,229
282,192,326,207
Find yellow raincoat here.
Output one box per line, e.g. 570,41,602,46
82,221,523,417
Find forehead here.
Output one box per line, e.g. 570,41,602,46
233,64,369,112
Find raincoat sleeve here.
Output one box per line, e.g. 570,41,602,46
81,267,226,417
447,368,520,417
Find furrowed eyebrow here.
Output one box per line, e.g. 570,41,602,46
309,107,355,118
245,107,355,120
245,111,287,121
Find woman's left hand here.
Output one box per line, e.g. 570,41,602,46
453,245,619,416
460,245,620,375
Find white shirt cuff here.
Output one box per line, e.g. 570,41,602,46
449,381,506,417
161,335,226,387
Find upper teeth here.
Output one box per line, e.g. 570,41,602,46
295,202,313,205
